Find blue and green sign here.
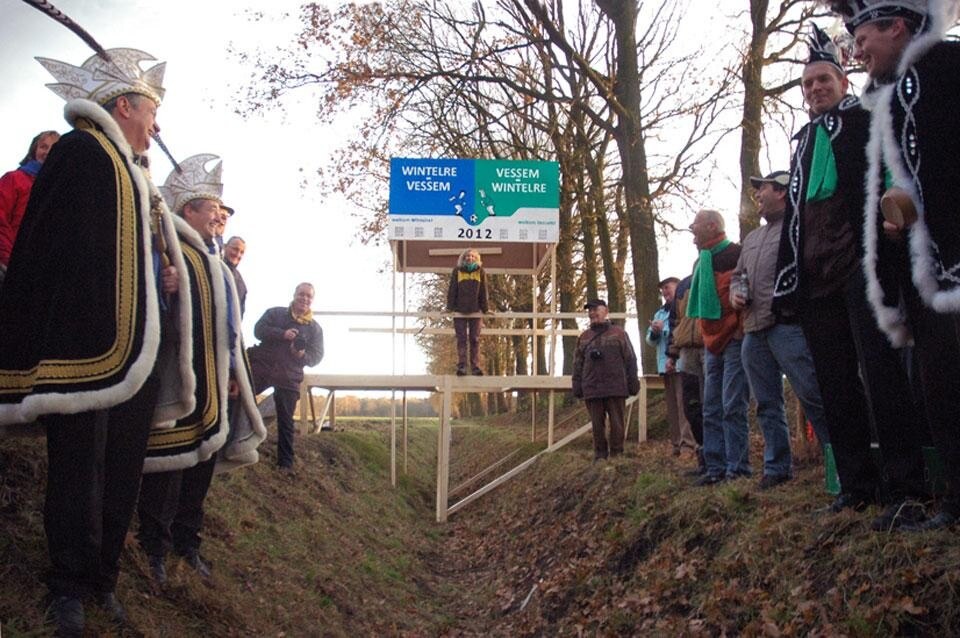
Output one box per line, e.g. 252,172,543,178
388,157,559,243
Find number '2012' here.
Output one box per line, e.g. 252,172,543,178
457,228,493,239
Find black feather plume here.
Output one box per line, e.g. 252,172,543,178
19,0,112,62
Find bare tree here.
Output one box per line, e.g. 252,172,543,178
735,0,823,237
235,0,735,376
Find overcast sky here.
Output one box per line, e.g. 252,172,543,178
0,0,810,377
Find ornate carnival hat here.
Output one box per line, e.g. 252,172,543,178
159,154,226,214
817,0,930,34
36,48,166,106
806,23,849,71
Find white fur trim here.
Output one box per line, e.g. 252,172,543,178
216,259,267,472
0,99,168,427
862,84,912,347
150,183,196,425
864,21,960,324
143,218,231,472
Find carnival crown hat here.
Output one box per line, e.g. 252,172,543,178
159,154,225,214
807,23,848,71
36,48,165,106
817,0,931,33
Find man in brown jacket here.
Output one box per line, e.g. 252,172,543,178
572,299,640,460
666,275,706,475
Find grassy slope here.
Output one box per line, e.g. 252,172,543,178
1,400,958,636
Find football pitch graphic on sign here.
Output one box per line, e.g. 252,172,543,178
388,158,560,243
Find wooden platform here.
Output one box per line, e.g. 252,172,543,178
295,373,666,522
300,373,573,393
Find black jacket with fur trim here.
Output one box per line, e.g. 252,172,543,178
0,100,192,427
143,218,266,473
863,36,960,346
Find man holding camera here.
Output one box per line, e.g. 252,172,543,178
572,299,640,461
248,283,324,470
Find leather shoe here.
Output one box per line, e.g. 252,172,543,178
471,366,484,376
871,500,926,532
456,364,467,376
95,591,128,625
182,551,212,579
148,554,167,585
48,595,84,637
902,510,958,532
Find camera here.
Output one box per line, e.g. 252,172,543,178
293,334,308,351
589,349,603,361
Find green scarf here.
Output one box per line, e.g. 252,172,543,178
806,123,838,203
883,166,894,189
687,237,732,320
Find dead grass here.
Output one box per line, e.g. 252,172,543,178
0,397,958,636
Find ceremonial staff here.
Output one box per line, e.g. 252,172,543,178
21,0,181,272
19,0,182,173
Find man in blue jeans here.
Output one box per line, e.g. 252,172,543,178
686,209,748,485
733,172,832,490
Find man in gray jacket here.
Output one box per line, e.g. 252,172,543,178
733,171,831,489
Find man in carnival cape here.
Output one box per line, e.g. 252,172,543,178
0,49,194,634
821,0,960,530
138,154,266,584
772,24,928,528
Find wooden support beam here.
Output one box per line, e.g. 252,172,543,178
547,390,555,448
447,454,541,517
428,247,503,257
298,384,309,433
436,376,453,523
310,309,638,320
301,374,573,393
402,391,409,475
350,327,584,337
449,449,521,497
390,390,397,488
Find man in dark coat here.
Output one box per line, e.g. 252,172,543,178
138,155,265,585
248,283,324,469
572,299,640,460
773,22,928,527
0,49,192,634
822,0,960,530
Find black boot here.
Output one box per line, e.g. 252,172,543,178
47,595,84,637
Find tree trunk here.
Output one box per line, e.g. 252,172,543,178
595,0,659,375
738,0,769,239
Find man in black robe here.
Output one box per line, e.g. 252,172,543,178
822,0,960,530
0,49,193,635
772,24,928,528
138,154,265,585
